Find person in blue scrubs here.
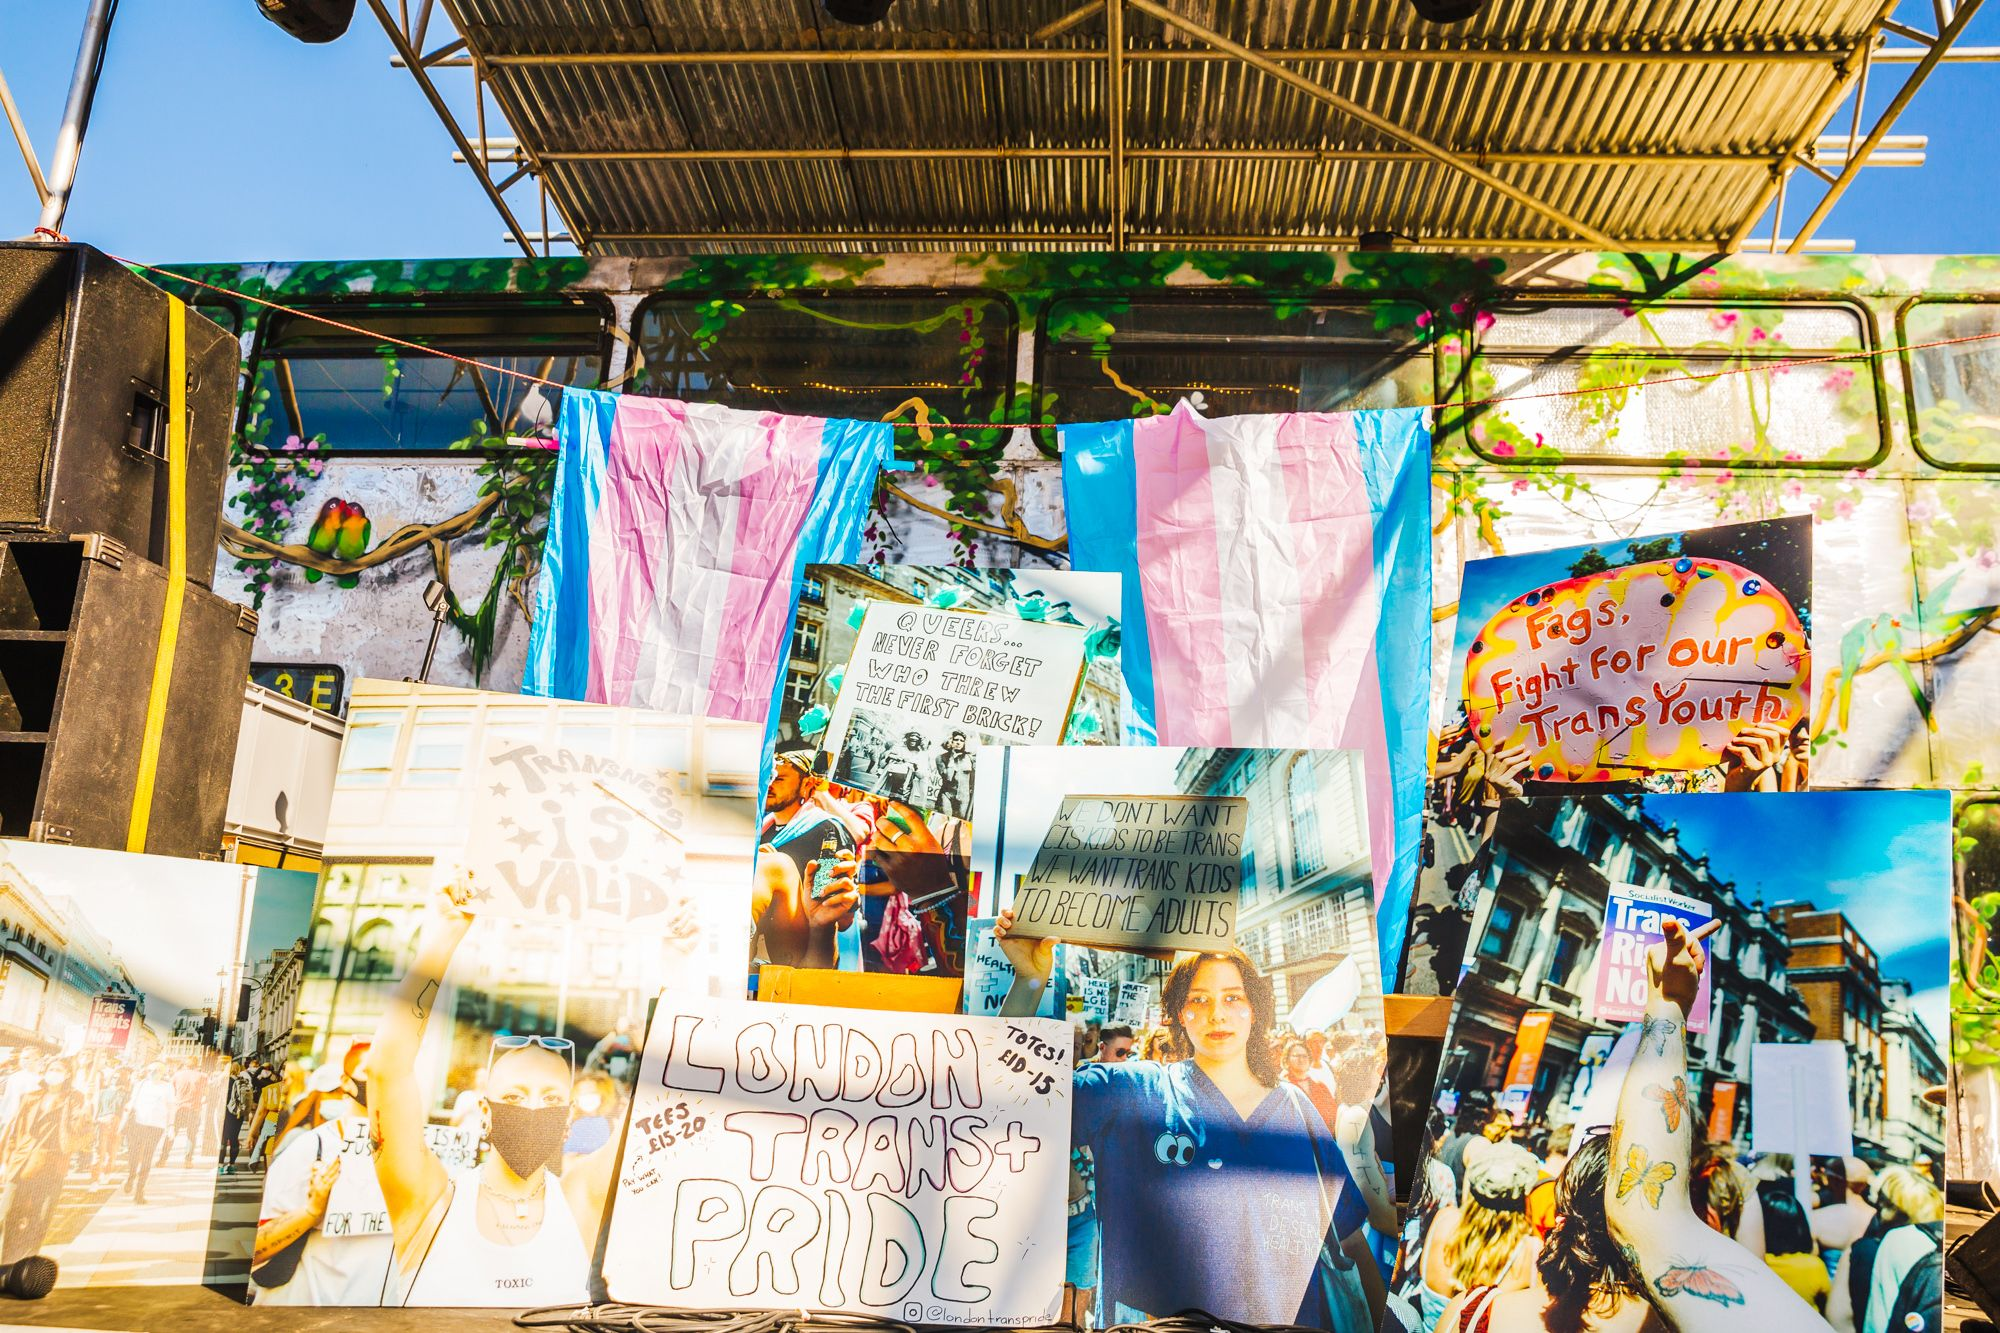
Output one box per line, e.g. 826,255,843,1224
996,910,1374,1329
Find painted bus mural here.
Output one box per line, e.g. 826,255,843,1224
153,247,1998,1061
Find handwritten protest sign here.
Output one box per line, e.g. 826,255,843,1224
319,1117,390,1237
1113,982,1151,1028
603,993,1069,1326
824,606,1087,818
1009,795,1246,952
1590,883,1713,1032
463,739,690,933
1751,1042,1853,1159
1462,554,1807,780
1078,978,1111,1024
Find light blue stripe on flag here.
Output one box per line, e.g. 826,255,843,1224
1059,418,1155,743
523,387,616,699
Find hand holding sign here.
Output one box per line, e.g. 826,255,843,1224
1647,918,1717,1019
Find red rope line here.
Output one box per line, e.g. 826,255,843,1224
119,254,2000,430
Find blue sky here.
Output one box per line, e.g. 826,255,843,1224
1647,789,1954,1043
3,3,1995,261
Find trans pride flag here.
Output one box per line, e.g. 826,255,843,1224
1060,401,1433,974
524,389,895,721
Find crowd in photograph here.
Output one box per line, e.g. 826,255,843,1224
1386,925,1942,1333
0,1043,262,1258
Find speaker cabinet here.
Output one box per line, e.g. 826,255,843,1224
0,243,236,584
0,533,256,861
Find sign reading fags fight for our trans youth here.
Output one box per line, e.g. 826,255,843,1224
601,993,1069,1326
1590,882,1713,1032
463,739,691,934
1008,794,1246,952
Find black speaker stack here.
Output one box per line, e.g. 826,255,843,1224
0,242,256,860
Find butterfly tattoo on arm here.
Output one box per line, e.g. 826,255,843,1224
1654,1259,1746,1307
1615,1143,1676,1208
1643,1077,1690,1133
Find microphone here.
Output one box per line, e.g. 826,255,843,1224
0,1256,56,1299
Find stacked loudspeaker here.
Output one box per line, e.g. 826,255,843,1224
0,242,256,860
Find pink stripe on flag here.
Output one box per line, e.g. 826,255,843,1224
588,400,682,705
1132,408,1234,745
705,413,826,719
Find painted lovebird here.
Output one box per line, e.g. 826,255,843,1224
333,501,371,560
304,498,347,555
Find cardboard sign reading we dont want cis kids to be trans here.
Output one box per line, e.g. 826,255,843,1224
1009,794,1246,952
1463,555,1806,781
1591,882,1713,1033
602,992,1070,1326
463,738,691,933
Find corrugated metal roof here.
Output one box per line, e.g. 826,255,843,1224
428,0,1900,254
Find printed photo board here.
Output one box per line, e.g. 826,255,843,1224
1441,516,1811,791
602,993,1071,1324
970,745,1396,1330
0,842,313,1288
249,680,762,1308
753,567,1123,1004
1391,790,1948,1333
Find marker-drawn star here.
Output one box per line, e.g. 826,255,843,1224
468,881,493,903
489,781,511,798
496,815,516,831
507,828,542,851
559,781,580,796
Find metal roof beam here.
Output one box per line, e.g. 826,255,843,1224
481,145,1922,167
1122,0,1620,248
1788,0,1986,252
365,0,539,258
544,230,1856,253
473,43,1868,68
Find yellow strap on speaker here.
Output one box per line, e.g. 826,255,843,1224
127,297,190,853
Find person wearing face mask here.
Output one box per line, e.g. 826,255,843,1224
369,879,611,1307
252,1062,394,1305
0,1058,88,1261
997,913,1376,1329
562,1072,623,1161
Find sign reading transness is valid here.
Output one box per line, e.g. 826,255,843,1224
1009,795,1247,952
462,738,692,934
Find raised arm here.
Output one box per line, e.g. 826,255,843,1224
369,878,474,1245
1605,918,1831,1332
992,906,1058,1019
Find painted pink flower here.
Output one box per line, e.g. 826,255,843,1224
1834,498,1856,519
1415,311,1433,329
1475,311,1495,332
1511,479,1531,494
1748,327,1768,342
283,435,302,451
1845,467,1873,482
1909,495,1940,523
1491,441,1517,457
1783,451,1804,462
1710,446,1731,460
1714,469,1735,485
1708,310,1738,331
1825,369,1855,393
1783,481,1804,498
1979,548,1998,568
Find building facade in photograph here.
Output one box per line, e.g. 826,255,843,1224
1770,903,1944,1162
1446,796,1815,1135
0,853,67,1044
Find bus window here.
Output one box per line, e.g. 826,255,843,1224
1903,300,2000,469
247,299,607,453
1450,301,1883,467
1038,297,1431,420
631,292,1014,433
